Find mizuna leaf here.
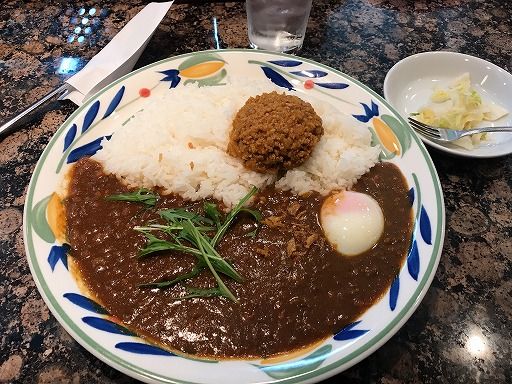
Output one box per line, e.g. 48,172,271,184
204,202,221,227
106,188,159,207
240,207,262,221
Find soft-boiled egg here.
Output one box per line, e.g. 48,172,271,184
320,191,384,256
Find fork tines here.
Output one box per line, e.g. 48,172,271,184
407,118,442,139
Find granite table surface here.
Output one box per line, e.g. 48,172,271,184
0,0,511,383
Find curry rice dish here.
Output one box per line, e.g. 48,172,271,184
64,90,413,358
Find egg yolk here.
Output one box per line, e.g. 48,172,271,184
320,191,384,256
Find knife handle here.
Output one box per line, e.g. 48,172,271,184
0,83,72,138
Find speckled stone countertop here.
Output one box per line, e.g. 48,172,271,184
0,1,511,383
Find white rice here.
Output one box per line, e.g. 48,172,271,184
93,81,380,207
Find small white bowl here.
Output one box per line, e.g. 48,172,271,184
384,51,512,158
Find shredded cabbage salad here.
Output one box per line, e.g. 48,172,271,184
414,73,508,149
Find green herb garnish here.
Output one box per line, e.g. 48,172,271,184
245,226,260,238
159,208,213,226
131,186,260,302
180,287,224,300
182,219,237,302
106,188,159,207
139,262,204,288
211,186,259,247
204,202,222,228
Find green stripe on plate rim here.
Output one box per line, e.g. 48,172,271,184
24,49,445,384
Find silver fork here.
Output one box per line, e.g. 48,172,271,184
408,117,512,142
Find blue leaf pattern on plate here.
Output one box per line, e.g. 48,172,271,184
159,69,181,88
261,67,294,90
67,135,111,164
103,85,125,119
370,100,379,116
389,275,400,311
333,321,369,340
63,293,109,314
407,239,420,281
353,101,380,123
314,82,349,89
268,60,302,67
82,316,135,335
290,70,328,78
408,187,415,206
82,100,100,133
420,206,432,245
47,244,70,271
115,342,174,356
63,124,77,152
353,114,370,123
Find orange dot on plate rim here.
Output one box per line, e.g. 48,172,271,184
139,88,151,97
304,80,314,89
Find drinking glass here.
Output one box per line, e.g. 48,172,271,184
246,0,313,53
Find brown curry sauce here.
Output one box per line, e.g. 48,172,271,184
65,158,413,358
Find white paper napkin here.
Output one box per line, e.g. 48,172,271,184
65,1,173,105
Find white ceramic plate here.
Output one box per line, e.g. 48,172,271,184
24,50,445,384
384,51,512,157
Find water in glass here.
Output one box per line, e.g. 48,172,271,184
246,0,313,53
